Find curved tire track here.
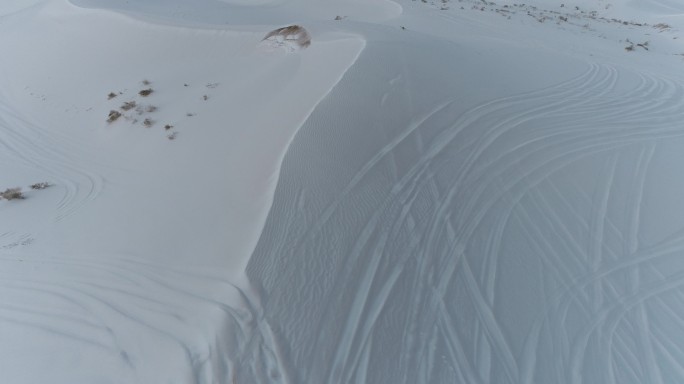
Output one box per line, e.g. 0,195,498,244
247,59,684,384
0,101,104,223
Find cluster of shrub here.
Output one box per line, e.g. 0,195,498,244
107,81,155,125
0,182,50,201
106,80,179,140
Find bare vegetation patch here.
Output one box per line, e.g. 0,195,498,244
625,39,649,51
1,188,24,200
262,25,311,49
107,110,122,123
30,182,51,190
101,78,197,141
121,101,137,111
418,0,679,55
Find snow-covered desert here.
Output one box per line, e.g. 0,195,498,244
1,0,684,383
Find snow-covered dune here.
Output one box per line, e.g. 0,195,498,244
2,0,684,383
0,0,363,382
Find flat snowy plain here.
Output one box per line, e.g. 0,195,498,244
1,0,684,383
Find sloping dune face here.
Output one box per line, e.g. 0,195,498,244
246,2,684,384
249,46,684,384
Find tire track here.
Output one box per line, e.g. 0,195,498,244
0,101,105,222
400,64,625,383
315,63,616,384
421,63,684,384
519,145,683,383
295,63,607,252
247,55,684,383
382,66,616,380
568,270,684,384
623,143,661,384
0,255,275,383
541,174,684,384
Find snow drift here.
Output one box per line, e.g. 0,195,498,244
2,0,684,383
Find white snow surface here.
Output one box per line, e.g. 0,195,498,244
2,0,684,383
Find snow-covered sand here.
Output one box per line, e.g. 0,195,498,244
2,0,684,383
0,0,365,381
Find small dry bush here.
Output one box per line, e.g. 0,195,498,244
1,188,24,200
625,39,649,51
107,110,122,123
107,92,118,100
139,88,153,97
30,182,50,190
262,25,311,48
121,101,137,111
143,118,154,127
